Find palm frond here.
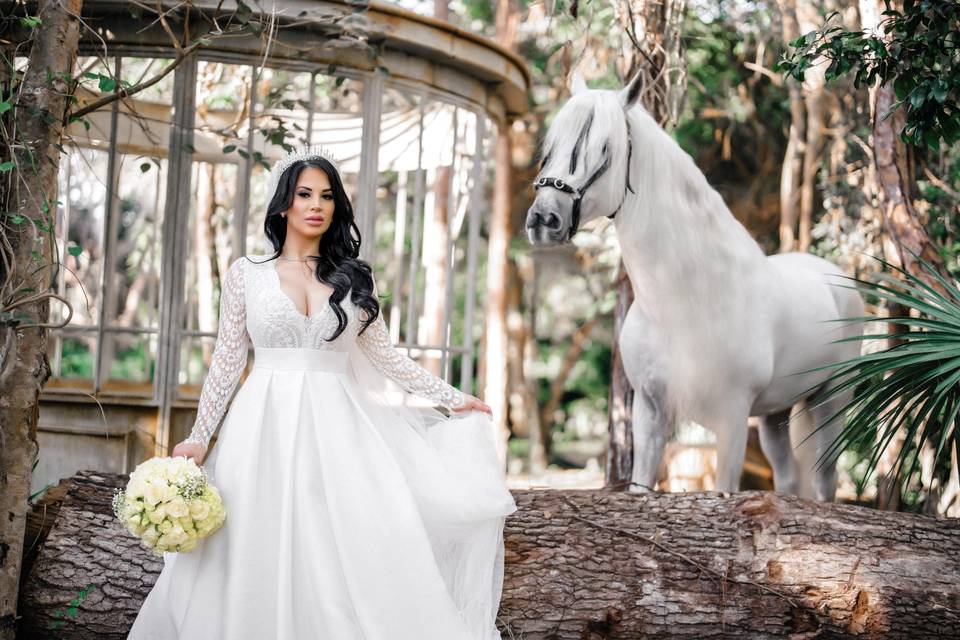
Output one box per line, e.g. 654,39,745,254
806,254,960,499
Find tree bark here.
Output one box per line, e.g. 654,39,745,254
0,2,82,638
483,0,520,468
777,0,806,253
860,0,946,281
484,119,513,468
540,316,598,439
871,84,945,278
421,165,450,377
796,0,826,252
605,264,635,489
18,471,960,639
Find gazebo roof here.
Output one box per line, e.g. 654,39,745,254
75,0,531,120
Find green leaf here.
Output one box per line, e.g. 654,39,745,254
67,245,82,257
0,161,13,172
0,101,11,115
909,89,927,109
98,75,116,93
932,83,949,103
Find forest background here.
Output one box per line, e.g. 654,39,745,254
416,0,959,510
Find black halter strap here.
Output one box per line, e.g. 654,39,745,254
534,117,635,240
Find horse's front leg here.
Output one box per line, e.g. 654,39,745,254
628,376,670,492
711,401,752,493
619,306,672,493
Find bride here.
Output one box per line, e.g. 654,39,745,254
127,145,517,639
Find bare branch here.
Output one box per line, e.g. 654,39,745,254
68,40,202,121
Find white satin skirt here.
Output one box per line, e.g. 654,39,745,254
127,348,516,640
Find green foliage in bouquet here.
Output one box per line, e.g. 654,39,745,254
809,256,960,495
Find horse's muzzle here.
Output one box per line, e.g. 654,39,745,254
525,206,568,245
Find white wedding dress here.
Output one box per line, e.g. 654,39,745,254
127,255,516,640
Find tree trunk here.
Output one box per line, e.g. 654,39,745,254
860,0,946,281
607,0,685,489
777,0,806,253
484,119,513,468
18,472,960,639
796,0,826,252
871,84,945,278
605,264,634,489
0,2,82,638
421,165,450,377
483,0,519,468
860,0,947,508
539,315,598,438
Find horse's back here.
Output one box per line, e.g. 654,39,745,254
767,252,863,318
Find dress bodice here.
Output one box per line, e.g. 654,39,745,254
183,255,465,447
243,256,355,350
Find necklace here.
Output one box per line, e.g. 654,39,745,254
277,256,317,262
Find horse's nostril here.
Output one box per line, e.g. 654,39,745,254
544,212,561,229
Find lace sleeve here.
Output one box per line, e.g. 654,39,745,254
184,257,250,447
356,291,464,410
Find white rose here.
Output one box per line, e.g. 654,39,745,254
143,480,168,506
147,504,167,524
189,500,211,521
166,496,189,518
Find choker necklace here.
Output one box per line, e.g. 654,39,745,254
278,256,316,262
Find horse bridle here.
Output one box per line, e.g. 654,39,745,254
533,116,635,240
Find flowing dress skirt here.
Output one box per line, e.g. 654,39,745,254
128,348,516,640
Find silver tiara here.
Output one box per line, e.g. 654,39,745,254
267,144,339,203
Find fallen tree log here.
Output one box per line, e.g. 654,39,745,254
17,471,960,639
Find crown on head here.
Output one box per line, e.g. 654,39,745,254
267,144,339,203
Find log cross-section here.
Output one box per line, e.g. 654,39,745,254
17,471,960,639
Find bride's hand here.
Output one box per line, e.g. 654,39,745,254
452,394,492,416
172,441,208,465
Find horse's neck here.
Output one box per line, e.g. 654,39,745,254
616,109,765,303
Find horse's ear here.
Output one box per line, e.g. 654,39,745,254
570,71,588,96
619,71,644,108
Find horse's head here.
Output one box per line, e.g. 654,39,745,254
526,72,644,246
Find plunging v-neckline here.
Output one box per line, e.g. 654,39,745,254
271,260,333,320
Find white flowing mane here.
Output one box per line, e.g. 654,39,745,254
620,105,766,296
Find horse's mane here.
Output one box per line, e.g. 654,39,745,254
615,103,769,415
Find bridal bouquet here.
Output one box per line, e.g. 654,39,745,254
112,456,226,555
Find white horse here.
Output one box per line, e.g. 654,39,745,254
526,73,864,499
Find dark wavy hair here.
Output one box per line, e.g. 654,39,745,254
260,157,379,341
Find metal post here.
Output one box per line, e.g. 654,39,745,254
460,114,486,391
156,53,198,457
405,97,426,348
356,74,383,263
440,107,458,380
306,72,317,144
390,170,407,343
234,64,257,260
94,56,122,393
